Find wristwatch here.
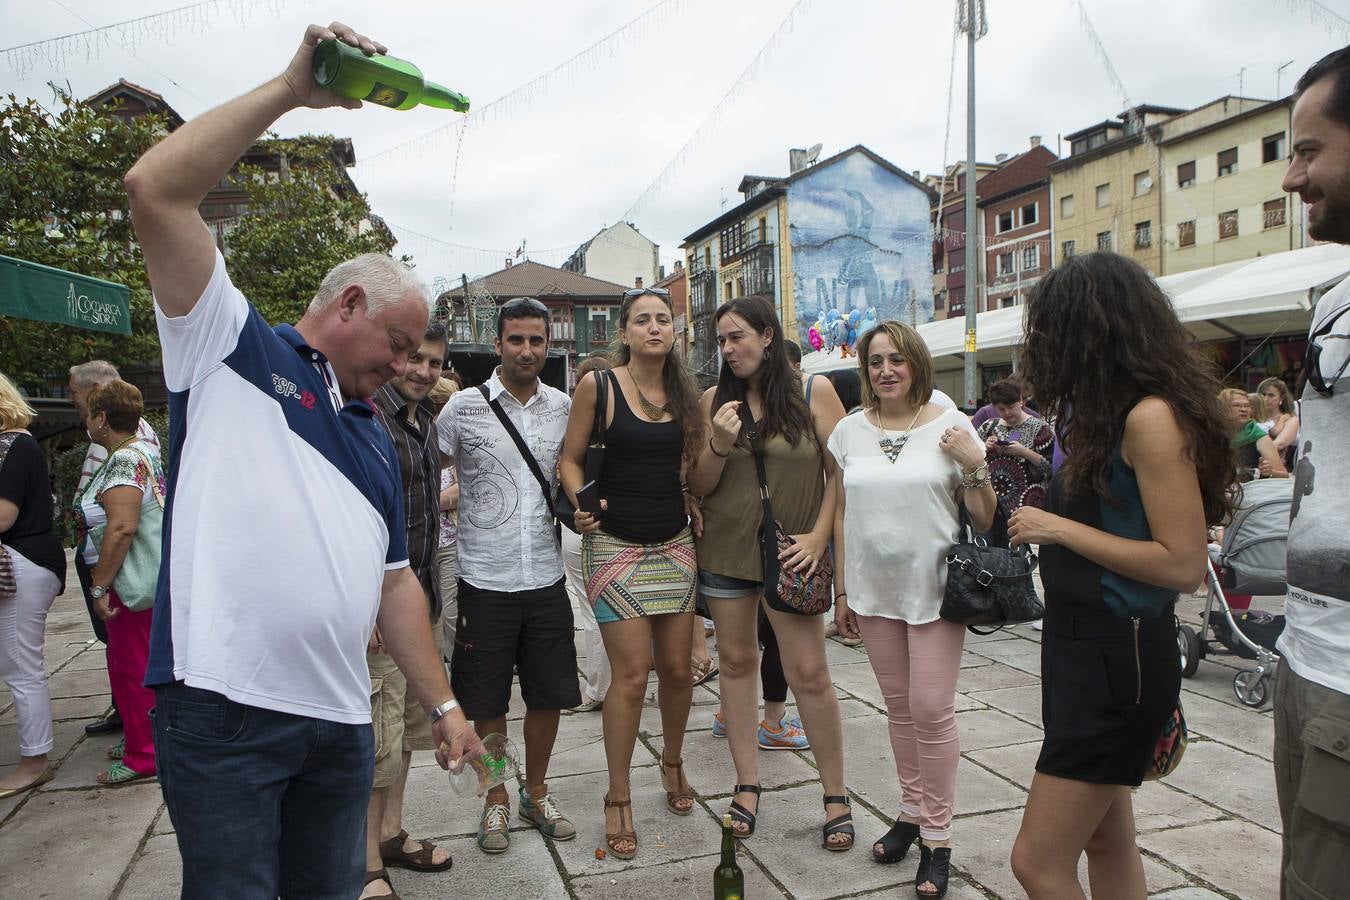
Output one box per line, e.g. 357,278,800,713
90,585,109,601
428,698,460,724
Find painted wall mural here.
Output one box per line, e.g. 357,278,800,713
788,152,934,356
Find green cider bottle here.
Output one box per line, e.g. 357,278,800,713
713,813,745,899
311,39,469,112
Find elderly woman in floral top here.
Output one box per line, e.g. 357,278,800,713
976,379,1054,516
73,381,164,785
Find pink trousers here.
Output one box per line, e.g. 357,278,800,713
857,614,965,841
107,591,156,775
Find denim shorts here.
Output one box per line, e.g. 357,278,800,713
697,570,763,599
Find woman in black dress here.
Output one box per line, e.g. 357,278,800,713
1005,254,1235,899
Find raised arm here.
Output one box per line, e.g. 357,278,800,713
125,22,381,317
686,387,740,497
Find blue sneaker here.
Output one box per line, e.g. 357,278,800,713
758,712,810,750
711,710,727,738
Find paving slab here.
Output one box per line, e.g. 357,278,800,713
46,729,133,789
1138,818,1282,899
954,807,1188,898
964,683,1043,727
955,660,1041,693
1131,779,1229,834
0,718,93,767
50,694,115,721
392,831,567,899
54,646,110,673
965,741,1043,790
963,638,1042,675
570,850,786,898
679,727,823,797
1158,739,1281,832
1177,689,1275,760
116,832,182,899
4,782,162,897
954,708,1043,752
47,666,118,700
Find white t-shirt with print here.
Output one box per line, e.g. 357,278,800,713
827,407,979,624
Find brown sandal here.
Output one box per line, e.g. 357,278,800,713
659,753,696,815
379,828,453,872
603,794,638,860
363,869,400,900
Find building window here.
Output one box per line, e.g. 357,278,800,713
703,246,711,268
1217,147,1238,177
1021,202,1038,226
1022,245,1039,271
1178,220,1196,247
1177,160,1196,188
1097,231,1112,252
1062,239,1076,260
724,280,734,300
1218,209,1239,239
1263,198,1286,229
1133,171,1152,196
935,290,946,310
1262,132,1286,164
1095,183,1110,208
996,210,1015,233
591,313,607,344
1134,221,1152,248
1000,295,1019,309
758,215,767,244
997,252,1015,276
1060,194,1074,218
720,222,745,261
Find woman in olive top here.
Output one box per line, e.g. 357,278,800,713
686,295,853,852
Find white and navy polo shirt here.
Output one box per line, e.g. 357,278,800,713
145,250,408,724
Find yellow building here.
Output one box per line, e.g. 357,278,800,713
1159,97,1300,274
1048,105,1182,274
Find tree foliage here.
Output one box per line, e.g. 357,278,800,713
223,135,402,327
0,91,164,392
0,93,400,393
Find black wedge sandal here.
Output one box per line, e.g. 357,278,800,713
873,818,920,864
915,842,951,899
726,783,761,838
821,794,854,851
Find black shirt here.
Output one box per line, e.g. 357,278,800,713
597,371,687,544
0,432,66,589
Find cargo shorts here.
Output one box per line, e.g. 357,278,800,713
368,615,447,789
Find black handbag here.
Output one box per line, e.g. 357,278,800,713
939,504,1044,633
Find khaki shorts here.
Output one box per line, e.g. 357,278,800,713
369,614,447,789
437,543,459,657
1273,658,1350,898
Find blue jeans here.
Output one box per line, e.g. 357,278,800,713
152,682,374,899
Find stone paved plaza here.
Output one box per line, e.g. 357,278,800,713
1,554,1281,898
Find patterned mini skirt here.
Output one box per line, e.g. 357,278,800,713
582,527,697,624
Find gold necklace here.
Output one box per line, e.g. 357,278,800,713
627,368,668,419
874,404,924,463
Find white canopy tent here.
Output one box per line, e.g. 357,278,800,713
801,243,1350,382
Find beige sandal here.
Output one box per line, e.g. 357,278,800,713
603,794,637,859
659,753,696,815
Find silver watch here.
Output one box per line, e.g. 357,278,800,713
90,585,109,601
428,698,460,723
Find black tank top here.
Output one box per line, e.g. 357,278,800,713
598,370,686,544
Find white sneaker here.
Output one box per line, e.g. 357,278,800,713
1031,619,1043,631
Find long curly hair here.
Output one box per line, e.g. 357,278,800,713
712,295,813,447
612,292,704,468
1023,253,1235,526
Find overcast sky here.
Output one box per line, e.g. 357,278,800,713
4,0,1346,290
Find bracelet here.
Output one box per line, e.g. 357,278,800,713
834,591,847,599
428,698,460,723
709,438,730,458
960,462,990,490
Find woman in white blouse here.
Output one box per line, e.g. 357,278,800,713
829,321,996,900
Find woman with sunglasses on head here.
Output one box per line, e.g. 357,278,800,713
1007,253,1235,899
829,321,995,898
686,295,854,852
559,286,703,860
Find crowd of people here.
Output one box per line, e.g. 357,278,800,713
0,22,1347,900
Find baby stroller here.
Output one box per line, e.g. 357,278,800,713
1177,479,1292,708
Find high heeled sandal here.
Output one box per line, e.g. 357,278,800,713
915,842,952,898
873,818,920,864
659,753,695,816
822,794,855,851
726,783,761,838
602,794,637,860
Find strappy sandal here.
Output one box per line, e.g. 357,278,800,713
915,842,952,898
107,738,125,760
660,753,696,815
363,868,400,900
603,794,637,860
379,828,453,872
873,818,920,864
822,794,855,852
726,783,761,839
691,658,719,686
96,761,153,787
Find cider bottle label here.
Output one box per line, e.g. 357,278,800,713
364,83,409,107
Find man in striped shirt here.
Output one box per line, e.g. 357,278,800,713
365,320,453,892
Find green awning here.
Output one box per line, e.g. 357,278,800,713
0,255,132,336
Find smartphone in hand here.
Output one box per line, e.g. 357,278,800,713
575,480,603,515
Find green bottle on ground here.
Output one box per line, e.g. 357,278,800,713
714,813,745,899
311,39,469,112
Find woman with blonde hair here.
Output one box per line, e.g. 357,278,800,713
0,374,66,797
1220,388,1285,481
831,321,996,896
